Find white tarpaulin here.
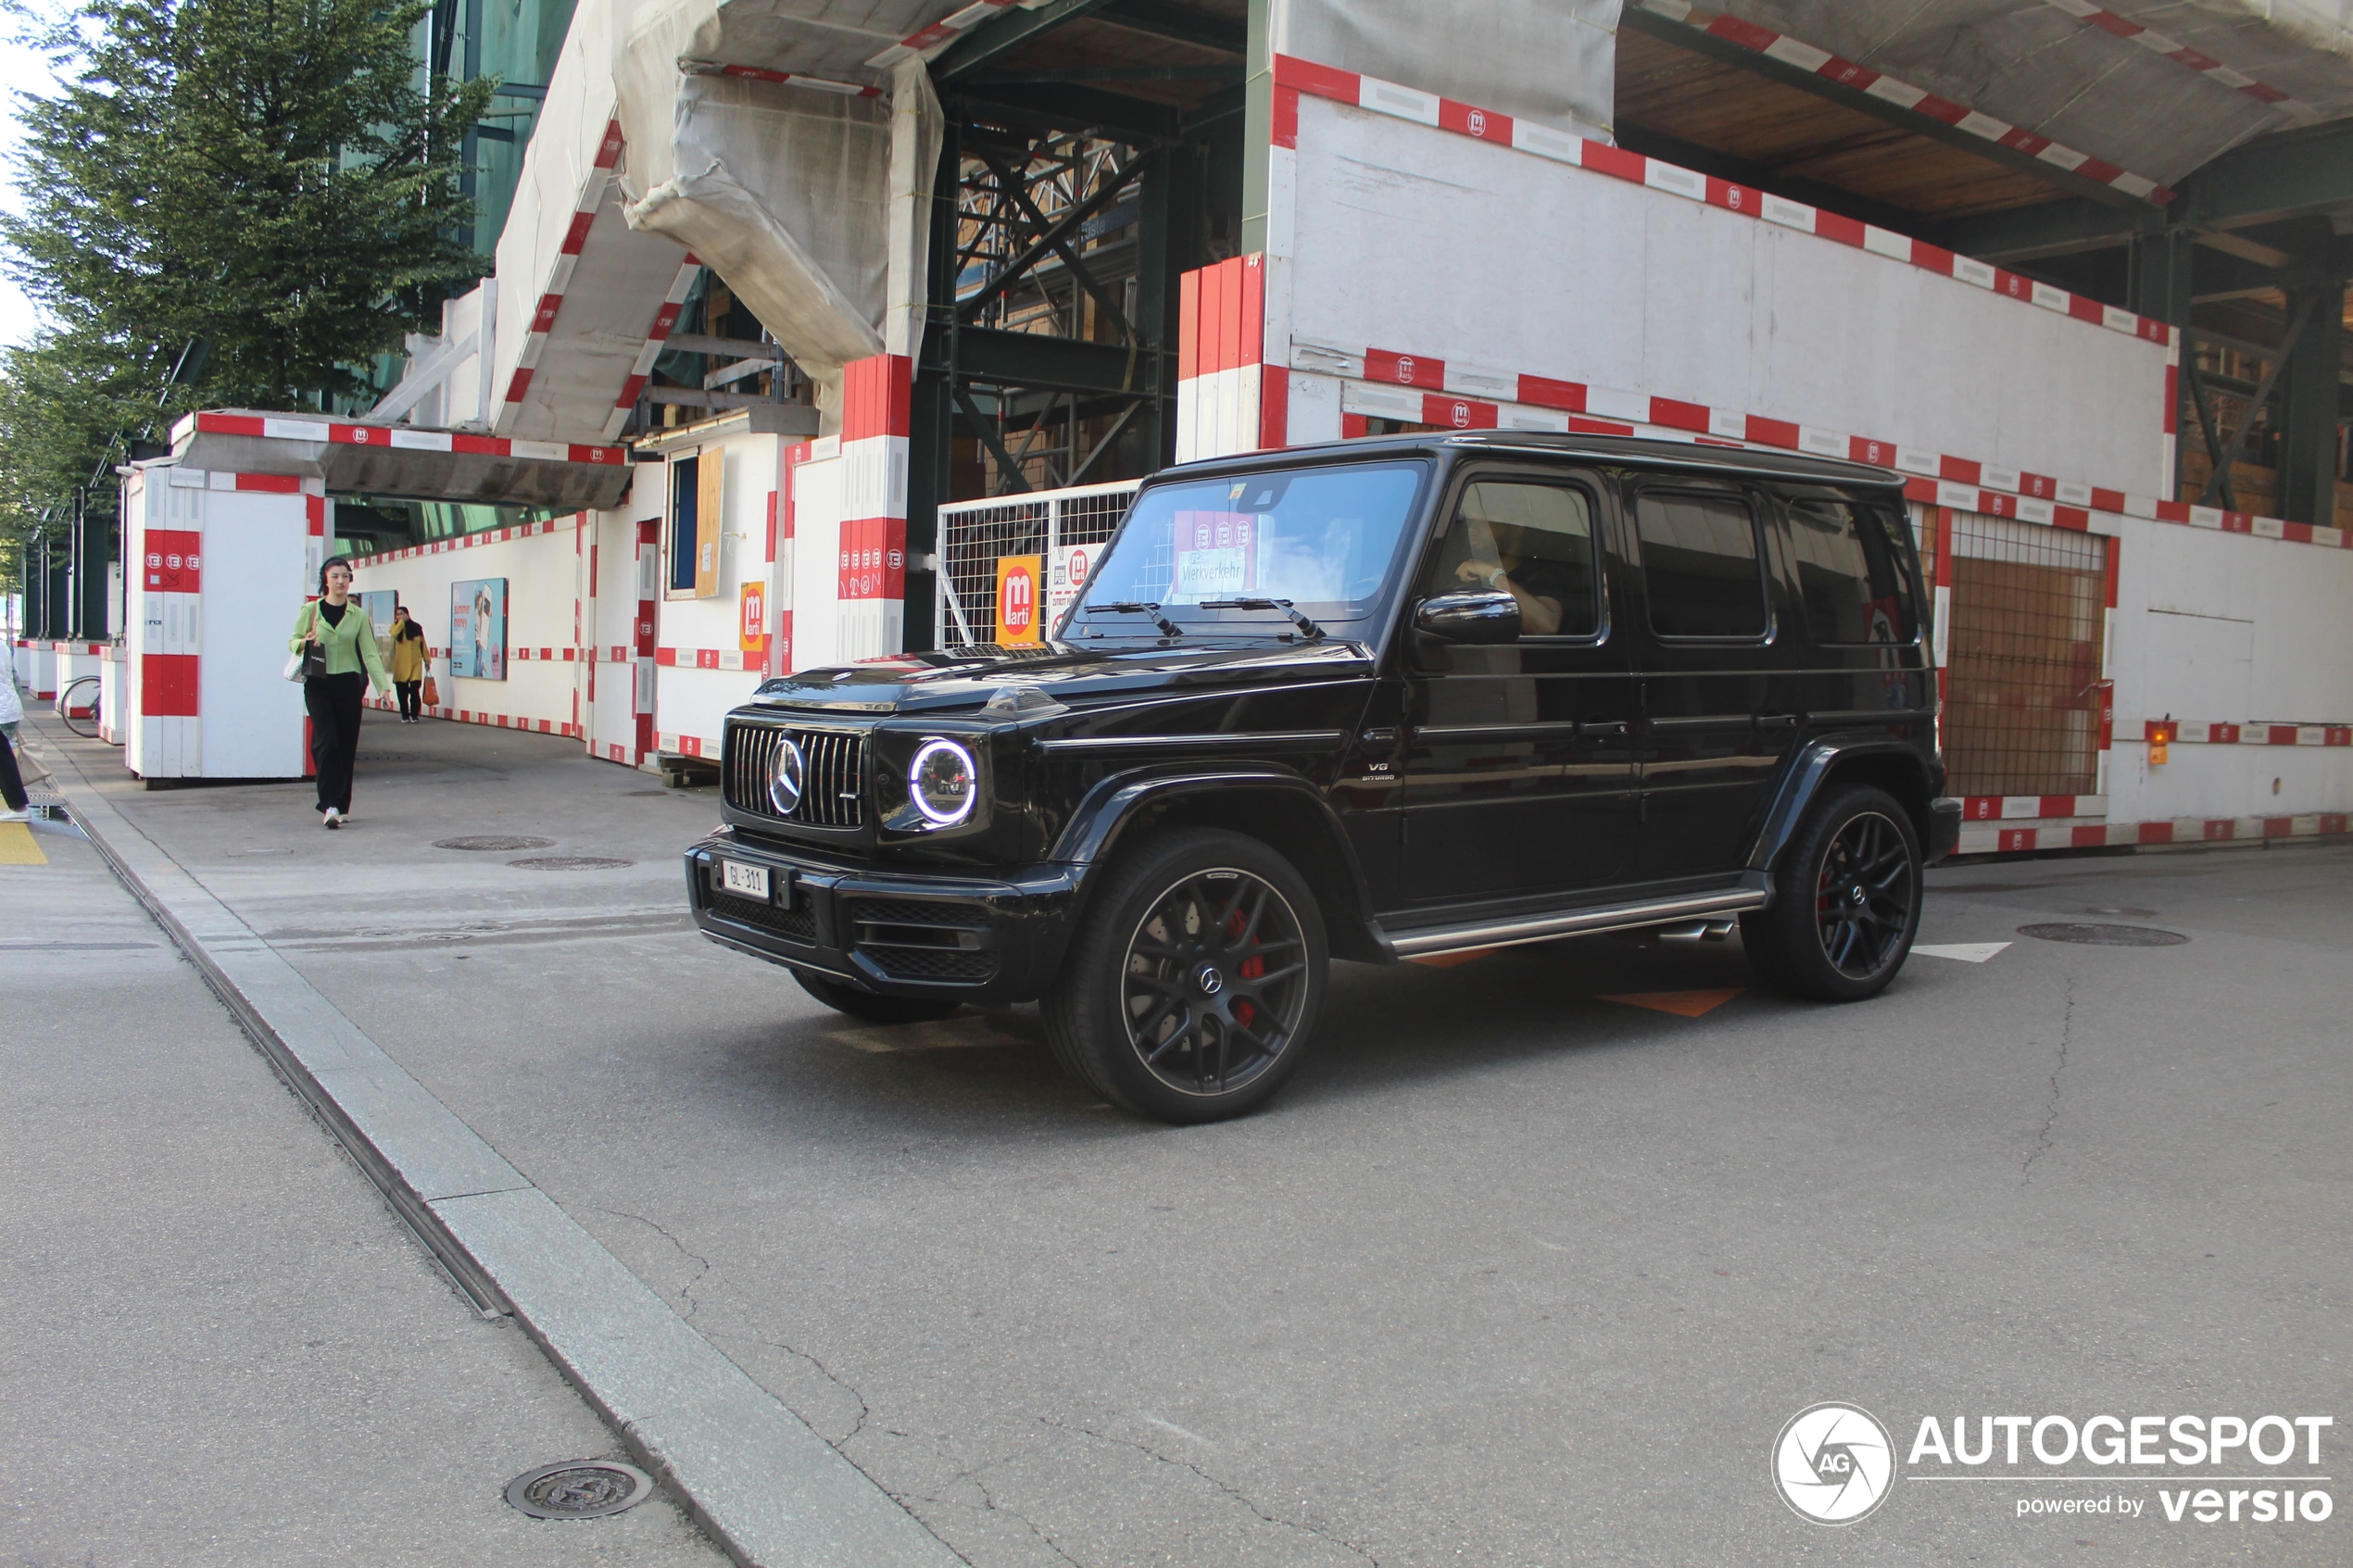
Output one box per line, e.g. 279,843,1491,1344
1706,0,2353,183
1273,0,1623,141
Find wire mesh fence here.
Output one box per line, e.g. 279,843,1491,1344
935,480,1140,649
1927,508,2109,800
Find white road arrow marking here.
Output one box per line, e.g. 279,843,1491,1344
1913,942,2012,963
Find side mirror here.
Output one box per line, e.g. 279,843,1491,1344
1414,588,1521,644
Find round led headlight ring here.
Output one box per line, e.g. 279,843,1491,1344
767,735,806,816
909,738,978,826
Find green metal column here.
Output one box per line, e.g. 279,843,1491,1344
2279,276,2346,528
1238,0,1271,257
906,132,963,653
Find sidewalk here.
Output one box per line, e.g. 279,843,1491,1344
0,744,724,1566
20,709,963,1568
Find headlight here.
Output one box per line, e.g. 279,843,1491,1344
767,735,806,815
908,737,978,826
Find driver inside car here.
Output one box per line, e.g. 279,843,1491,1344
1448,483,1587,636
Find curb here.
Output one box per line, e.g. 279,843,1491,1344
29,714,963,1568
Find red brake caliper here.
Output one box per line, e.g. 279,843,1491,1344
1227,906,1263,1029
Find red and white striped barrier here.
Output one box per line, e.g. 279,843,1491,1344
1319,346,2348,556
607,257,704,441
837,354,912,660
1637,3,2174,203
497,119,626,433
866,0,1023,69
2036,0,2314,117
1960,813,2350,856
179,411,627,471
2140,721,2353,747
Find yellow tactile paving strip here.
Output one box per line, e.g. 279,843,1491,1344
0,821,48,865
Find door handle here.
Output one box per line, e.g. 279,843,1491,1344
1579,720,1629,738
1755,713,1799,730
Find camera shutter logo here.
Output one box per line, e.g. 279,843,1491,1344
1773,1403,1896,1524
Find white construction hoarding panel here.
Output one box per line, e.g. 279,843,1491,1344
196,491,308,779
1279,94,2173,499
2104,514,2353,828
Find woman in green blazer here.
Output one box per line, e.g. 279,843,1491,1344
288,555,391,828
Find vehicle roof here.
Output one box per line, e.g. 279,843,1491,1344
1154,429,1911,494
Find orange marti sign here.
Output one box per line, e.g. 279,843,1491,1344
996,555,1043,646
739,581,768,654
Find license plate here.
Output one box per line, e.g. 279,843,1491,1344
721,860,772,901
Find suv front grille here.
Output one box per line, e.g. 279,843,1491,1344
725,722,866,829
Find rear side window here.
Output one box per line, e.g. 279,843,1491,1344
1634,490,1768,639
1786,497,1918,645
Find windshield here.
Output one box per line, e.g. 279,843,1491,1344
1062,460,1428,638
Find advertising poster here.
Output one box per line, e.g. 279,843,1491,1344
1046,544,1092,636
448,577,507,679
359,590,397,634
995,555,1042,646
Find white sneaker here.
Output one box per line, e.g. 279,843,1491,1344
323,807,342,830
0,808,30,822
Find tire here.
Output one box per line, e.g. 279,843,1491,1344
1044,828,1328,1123
1743,784,1923,1002
792,968,963,1024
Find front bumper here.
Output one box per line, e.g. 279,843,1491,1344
685,828,1080,1002
1927,797,1963,863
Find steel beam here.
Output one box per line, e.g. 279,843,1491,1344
2178,120,2353,232
933,327,1169,395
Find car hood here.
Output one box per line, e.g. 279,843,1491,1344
746,638,1375,717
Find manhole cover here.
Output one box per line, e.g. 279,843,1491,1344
436,835,555,851
2018,922,2189,947
508,855,635,871
504,1460,652,1520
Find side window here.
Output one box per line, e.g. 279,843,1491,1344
1423,480,1600,637
1785,495,1918,645
1633,489,1768,639
667,455,700,596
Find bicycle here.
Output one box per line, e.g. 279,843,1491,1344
57,674,102,739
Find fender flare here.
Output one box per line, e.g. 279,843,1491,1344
1745,735,1937,875
1050,762,1381,956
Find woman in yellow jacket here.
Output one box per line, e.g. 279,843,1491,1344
287,556,390,828
388,604,429,722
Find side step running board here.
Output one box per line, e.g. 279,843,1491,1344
1380,881,1770,960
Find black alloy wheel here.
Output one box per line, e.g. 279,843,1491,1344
1120,866,1311,1098
1045,828,1328,1123
1743,783,1923,1002
1814,810,1916,979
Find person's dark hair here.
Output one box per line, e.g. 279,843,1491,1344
318,554,356,594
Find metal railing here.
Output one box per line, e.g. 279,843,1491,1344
934,479,1140,650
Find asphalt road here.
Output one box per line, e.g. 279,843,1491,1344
30,714,2352,1565
0,775,724,1566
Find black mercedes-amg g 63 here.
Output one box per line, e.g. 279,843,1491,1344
686,431,1961,1123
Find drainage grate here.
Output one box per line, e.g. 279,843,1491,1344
436,835,555,851
504,1460,653,1520
508,855,634,871
2018,922,2189,947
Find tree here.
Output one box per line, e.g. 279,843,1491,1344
6,0,492,411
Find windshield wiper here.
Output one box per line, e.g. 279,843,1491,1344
1201,597,1324,639
1085,601,1182,637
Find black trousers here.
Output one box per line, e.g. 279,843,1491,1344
305,672,367,813
396,680,422,721
0,731,26,811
